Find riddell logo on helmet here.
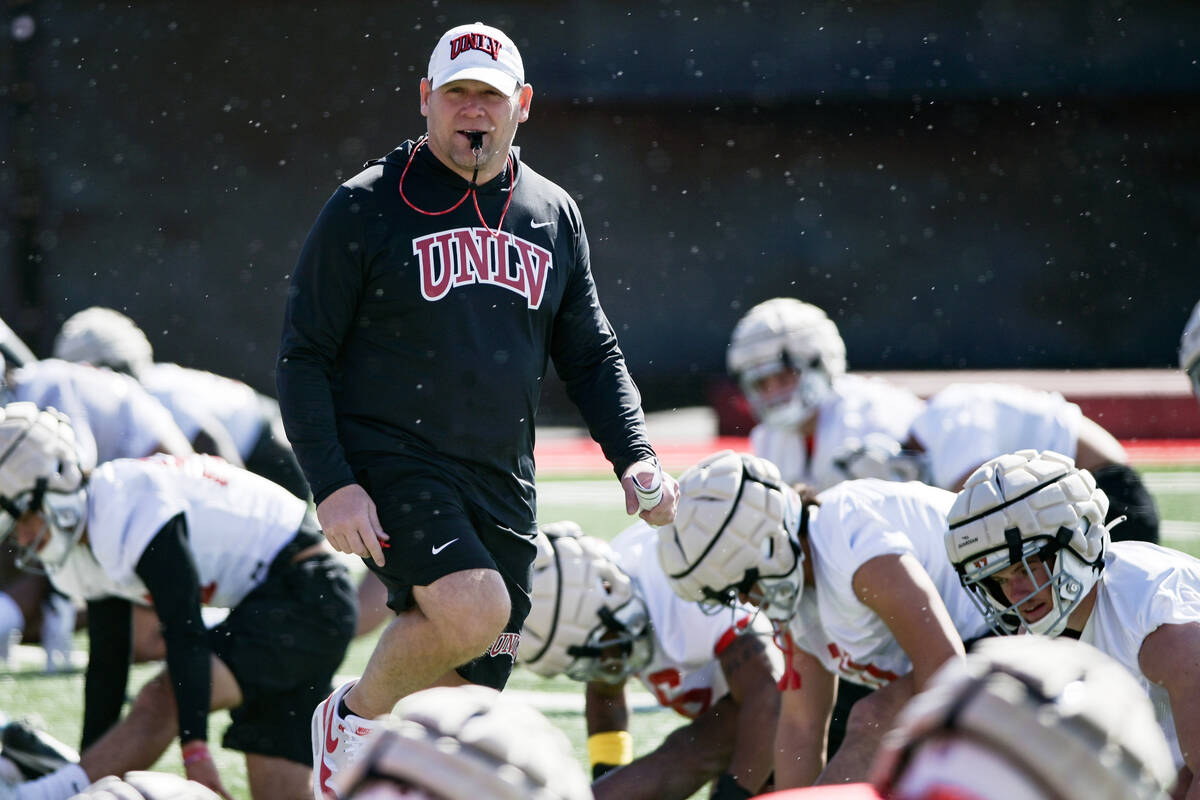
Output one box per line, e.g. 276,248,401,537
449,32,502,61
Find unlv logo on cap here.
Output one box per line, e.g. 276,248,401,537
449,32,502,61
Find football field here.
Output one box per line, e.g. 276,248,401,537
3,464,1199,799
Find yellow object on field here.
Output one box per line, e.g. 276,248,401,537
587,730,634,769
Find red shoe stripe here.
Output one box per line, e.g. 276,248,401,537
318,697,337,795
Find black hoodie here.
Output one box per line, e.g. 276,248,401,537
277,140,654,528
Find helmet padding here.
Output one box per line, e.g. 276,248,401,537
872,637,1175,800
945,449,1108,636
726,298,845,428
657,450,803,622
0,402,89,573
54,307,154,379
518,522,651,682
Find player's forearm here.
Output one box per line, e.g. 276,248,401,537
774,719,825,789
727,685,780,793
585,682,630,734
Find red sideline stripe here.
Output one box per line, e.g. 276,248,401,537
535,437,754,475
535,436,1200,474
1123,439,1200,465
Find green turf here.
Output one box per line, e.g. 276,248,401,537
3,465,1198,798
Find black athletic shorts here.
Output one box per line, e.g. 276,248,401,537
356,459,536,691
209,528,357,764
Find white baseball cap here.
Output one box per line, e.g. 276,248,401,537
427,22,524,96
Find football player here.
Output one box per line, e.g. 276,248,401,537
49,308,406,640
0,351,193,671
727,298,924,491
518,522,779,800
657,450,989,790
755,637,1176,800
0,403,355,800
944,449,1200,799
836,381,1160,543
1181,299,1200,405
329,685,591,800
52,306,308,500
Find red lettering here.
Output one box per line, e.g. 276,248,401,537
646,668,713,719
510,238,553,309
777,630,803,692
826,642,898,687
415,232,456,301
453,229,492,284
491,231,524,293
449,33,501,61
488,632,520,659
411,228,553,307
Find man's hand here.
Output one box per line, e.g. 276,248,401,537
316,484,389,566
181,743,234,800
621,460,678,526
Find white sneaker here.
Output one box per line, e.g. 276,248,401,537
311,679,379,799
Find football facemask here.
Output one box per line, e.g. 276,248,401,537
956,521,1099,637
0,479,88,574
563,594,653,684
738,360,832,429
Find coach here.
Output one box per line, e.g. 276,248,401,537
276,21,678,797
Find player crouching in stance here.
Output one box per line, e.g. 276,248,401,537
0,402,356,800
757,636,1177,800
657,451,990,790
518,522,779,800
944,449,1200,799
727,298,924,492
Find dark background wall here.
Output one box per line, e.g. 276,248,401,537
2,1,1198,421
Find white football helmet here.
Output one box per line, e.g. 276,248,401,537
657,450,804,623
1181,299,1200,403
518,522,652,684
726,298,846,428
331,685,593,800
69,772,221,800
872,636,1175,800
0,402,89,573
945,449,1109,637
53,307,154,379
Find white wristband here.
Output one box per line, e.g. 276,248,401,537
633,461,663,511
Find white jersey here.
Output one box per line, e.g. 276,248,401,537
612,523,779,718
47,454,307,609
909,382,1082,489
140,362,266,458
1080,541,1200,768
11,359,191,470
751,374,924,491
785,480,989,688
